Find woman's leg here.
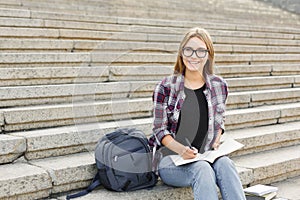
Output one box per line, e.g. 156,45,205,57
212,156,246,200
158,156,219,200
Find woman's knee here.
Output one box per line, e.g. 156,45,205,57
191,161,215,178
192,160,212,170
213,156,236,174
158,157,195,187
190,161,217,188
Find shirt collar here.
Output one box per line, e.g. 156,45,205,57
178,73,212,91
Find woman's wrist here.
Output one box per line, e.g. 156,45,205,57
161,135,186,155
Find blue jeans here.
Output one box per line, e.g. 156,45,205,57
158,156,246,200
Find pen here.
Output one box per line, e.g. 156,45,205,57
185,138,197,155
185,138,193,149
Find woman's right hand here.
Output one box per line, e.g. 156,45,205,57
162,135,198,160
181,146,198,160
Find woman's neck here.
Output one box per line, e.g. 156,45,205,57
184,70,205,89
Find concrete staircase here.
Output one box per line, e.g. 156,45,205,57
0,0,299,199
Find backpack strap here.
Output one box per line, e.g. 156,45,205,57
66,174,101,200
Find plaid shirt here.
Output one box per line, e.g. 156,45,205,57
148,73,228,151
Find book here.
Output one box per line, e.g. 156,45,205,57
244,184,278,196
245,192,277,200
169,138,244,166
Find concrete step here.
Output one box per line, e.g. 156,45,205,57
226,121,300,157
226,102,300,130
0,17,46,28
55,173,300,200
0,52,91,64
9,118,152,161
1,144,299,199
0,22,299,46
4,0,280,16
1,38,300,55
0,38,75,52
103,64,300,80
1,15,299,42
60,30,300,46
0,7,30,18
214,36,300,47
29,152,96,195
296,76,300,88
45,21,300,42
272,64,300,76
1,79,299,108
0,81,151,107
0,162,52,199
60,180,195,200
215,54,300,65
78,42,300,55
27,7,300,33
77,1,288,18
3,0,299,28
7,115,300,161
0,67,109,86
226,75,298,92
1,97,153,132
0,6,278,25
218,63,300,77
1,94,300,132
0,0,299,23
58,0,283,14
6,0,285,14
1,64,299,87
108,67,300,88
0,52,299,66
0,11,299,40
233,145,300,185
0,153,94,199
272,175,300,200
0,134,26,164
229,87,300,109
0,38,178,52
0,27,60,38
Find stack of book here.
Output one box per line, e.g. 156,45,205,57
244,184,278,200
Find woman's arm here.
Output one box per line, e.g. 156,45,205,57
212,129,222,150
152,77,197,159
162,135,198,159
151,81,171,146
213,78,228,150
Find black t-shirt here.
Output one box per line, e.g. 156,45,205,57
162,84,208,156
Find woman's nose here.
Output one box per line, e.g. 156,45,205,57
191,51,198,58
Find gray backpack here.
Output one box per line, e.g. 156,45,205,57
66,128,158,199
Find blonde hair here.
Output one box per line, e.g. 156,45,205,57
174,27,215,76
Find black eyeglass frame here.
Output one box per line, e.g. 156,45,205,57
182,47,208,58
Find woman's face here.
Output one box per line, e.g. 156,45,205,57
182,37,208,73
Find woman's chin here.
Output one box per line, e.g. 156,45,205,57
186,65,202,72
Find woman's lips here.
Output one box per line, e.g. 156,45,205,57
189,61,200,64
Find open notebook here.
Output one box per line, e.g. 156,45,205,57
170,138,244,166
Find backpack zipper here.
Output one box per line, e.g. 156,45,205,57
113,146,145,162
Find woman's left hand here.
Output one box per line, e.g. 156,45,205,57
212,129,222,150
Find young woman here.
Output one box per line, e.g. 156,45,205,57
148,27,246,200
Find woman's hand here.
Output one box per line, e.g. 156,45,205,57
161,135,198,159
212,129,222,150
181,146,198,160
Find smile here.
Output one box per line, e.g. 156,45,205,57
189,61,201,64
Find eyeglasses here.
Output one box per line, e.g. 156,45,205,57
182,47,208,58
